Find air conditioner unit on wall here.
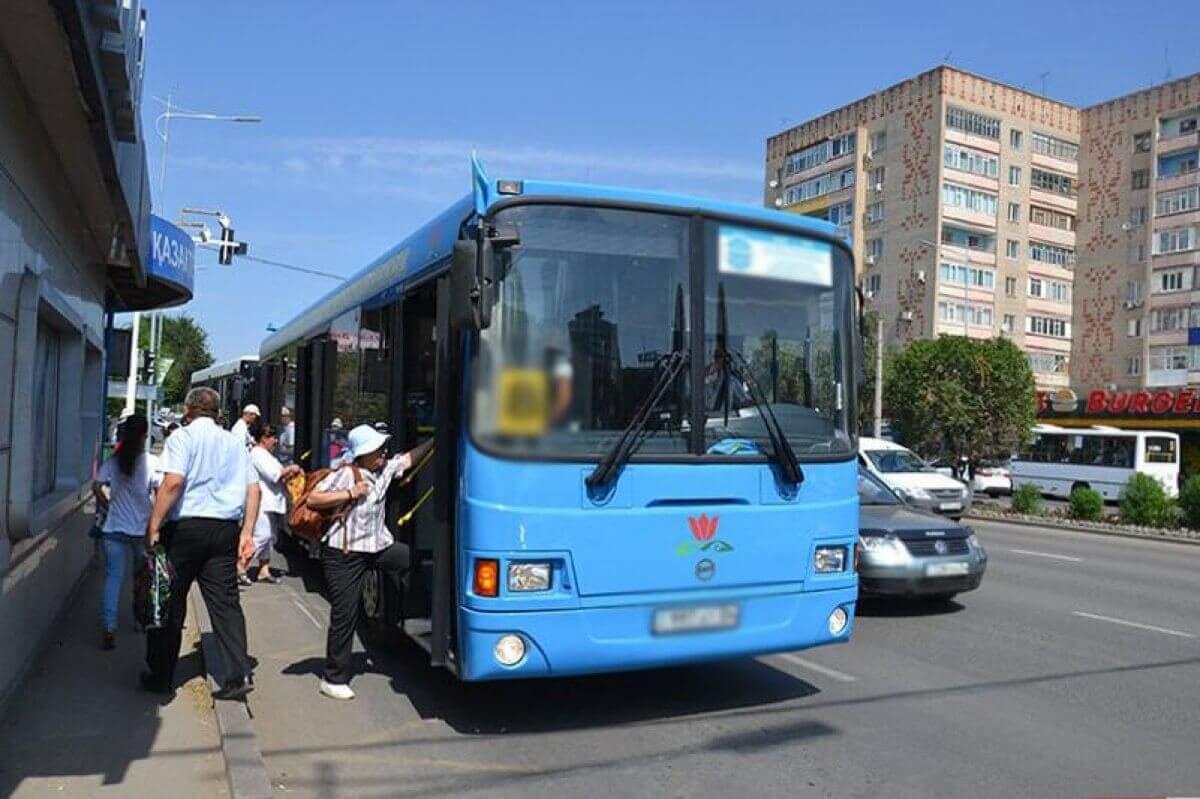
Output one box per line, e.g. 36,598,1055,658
874,182,884,192
900,310,914,322
916,269,927,283
865,255,876,266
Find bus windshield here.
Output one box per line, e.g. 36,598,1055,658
469,203,853,459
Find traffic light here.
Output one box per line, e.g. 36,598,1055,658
219,224,235,265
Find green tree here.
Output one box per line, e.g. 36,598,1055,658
139,314,215,406
883,335,1035,465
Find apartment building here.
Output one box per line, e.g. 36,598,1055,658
1073,74,1200,391
764,66,1081,389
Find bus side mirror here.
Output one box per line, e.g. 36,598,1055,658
451,241,480,330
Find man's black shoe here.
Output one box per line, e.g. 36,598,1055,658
212,675,254,701
138,671,172,695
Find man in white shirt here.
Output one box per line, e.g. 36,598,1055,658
278,407,296,464
144,387,261,700
229,403,260,450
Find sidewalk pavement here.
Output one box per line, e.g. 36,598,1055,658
0,546,229,798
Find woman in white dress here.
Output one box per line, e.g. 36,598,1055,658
241,420,301,585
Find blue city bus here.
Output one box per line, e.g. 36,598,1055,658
258,160,862,681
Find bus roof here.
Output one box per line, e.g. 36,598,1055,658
259,177,845,358
191,354,258,384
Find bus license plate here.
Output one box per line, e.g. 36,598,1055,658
939,502,962,511
926,562,969,577
653,604,739,635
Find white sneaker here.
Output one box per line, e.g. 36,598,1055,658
318,679,355,700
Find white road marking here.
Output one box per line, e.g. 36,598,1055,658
292,598,324,630
778,653,858,683
1072,611,1195,639
1009,548,1083,563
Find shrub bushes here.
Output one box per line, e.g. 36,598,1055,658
1010,483,1043,515
1119,473,1175,528
1068,486,1104,521
1178,474,1200,529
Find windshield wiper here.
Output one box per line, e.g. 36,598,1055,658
587,349,689,489
724,350,804,486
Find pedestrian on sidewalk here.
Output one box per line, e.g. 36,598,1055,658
230,403,260,450
92,413,158,651
278,406,295,465
241,419,302,586
304,424,433,700
143,387,261,700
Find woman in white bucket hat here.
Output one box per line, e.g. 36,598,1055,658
304,424,433,700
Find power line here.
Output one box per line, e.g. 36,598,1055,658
239,253,346,281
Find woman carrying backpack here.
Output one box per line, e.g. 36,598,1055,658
303,424,433,700
92,414,158,650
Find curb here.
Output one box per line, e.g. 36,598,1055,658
190,585,274,799
965,510,1200,547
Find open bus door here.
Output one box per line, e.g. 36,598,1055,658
430,274,458,670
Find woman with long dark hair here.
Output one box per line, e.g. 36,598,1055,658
92,413,158,649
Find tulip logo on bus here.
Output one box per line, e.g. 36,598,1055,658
676,514,734,557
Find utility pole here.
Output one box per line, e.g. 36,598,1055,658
123,311,141,416
873,313,884,438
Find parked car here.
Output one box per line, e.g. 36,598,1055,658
857,468,988,602
971,461,1012,497
859,437,972,518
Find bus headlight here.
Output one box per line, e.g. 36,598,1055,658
814,546,848,573
507,562,552,592
494,634,526,666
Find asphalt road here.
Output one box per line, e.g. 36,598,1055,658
239,521,1200,799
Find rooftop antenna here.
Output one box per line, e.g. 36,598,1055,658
1164,43,1173,83
1039,71,1050,95
942,50,953,65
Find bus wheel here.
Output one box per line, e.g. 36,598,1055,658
1071,482,1090,496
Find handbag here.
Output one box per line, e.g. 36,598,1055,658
134,544,174,630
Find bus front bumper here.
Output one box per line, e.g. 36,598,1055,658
457,586,857,681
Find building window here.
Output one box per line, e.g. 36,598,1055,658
1161,113,1200,140
1125,280,1144,306
942,226,994,252
1149,345,1195,372
1030,167,1076,196
1002,314,1015,334
1029,205,1075,231
1028,277,1043,298
1027,351,1069,374
1155,226,1195,254
1007,202,1021,222
870,165,886,189
1026,315,1070,338
866,238,883,261
1156,186,1200,216
869,130,887,154
782,167,856,206
1132,242,1147,262
942,183,998,215
1128,355,1142,376
1155,268,1191,293
1129,206,1148,226
826,200,853,227
1031,132,1079,162
1005,276,1017,297
1010,129,1023,149
1029,240,1075,268
1048,281,1071,303
782,132,857,176
946,106,1001,139
1134,131,1152,153
866,274,881,296
1006,239,1019,259
32,319,62,499
1132,168,1150,190
865,201,885,223
1158,151,1200,178
1128,318,1142,337
938,301,994,327
1009,166,1021,186
1151,306,1189,332
944,144,999,178
940,262,995,289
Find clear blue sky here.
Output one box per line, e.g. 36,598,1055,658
138,0,1199,362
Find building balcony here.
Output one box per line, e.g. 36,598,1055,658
1150,249,1200,269
1035,371,1070,389
1029,187,1078,213
942,205,997,229
1158,130,1200,156
1153,209,1200,229
1023,333,1071,352
1156,169,1200,193
943,128,1001,155
781,149,857,184
1031,149,1079,175
1026,222,1075,248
